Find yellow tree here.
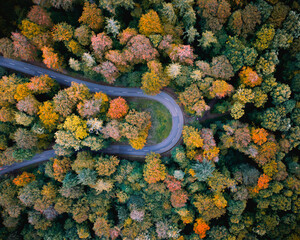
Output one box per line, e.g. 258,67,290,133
14,84,32,101
0,74,23,106
38,101,60,130
52,22,73,42
60,114,88,140
209,80,234,99
182,126,204,149
138,10,163,37
66,40,84,56
143,153,167,184
141,61,169,95
20,19,44,42
141,71,163,95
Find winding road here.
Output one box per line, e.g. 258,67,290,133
0,56,184,175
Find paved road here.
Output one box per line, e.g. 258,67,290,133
0,57,184,174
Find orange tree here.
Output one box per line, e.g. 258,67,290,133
107,97,129,119
239,66,262,87
27,75,56,94
79,2,104,31
252,174,271,194
13,172,36,187
193,218,210,238
41,46,63,70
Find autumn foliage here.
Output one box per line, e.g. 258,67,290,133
60,114,88,140
124,35,159,64
13,172,36,187
164,175,182,192
170,190,188,208
27,75,56,94
107,97,129,119
94,61,119,84
0,38,14,58
193,218,210,238
138,10,163,37
11,32,37,61
143,153,167,184
41,46,62,70
209,80,234,98
16,95,40,116
52,157,71,182
38,101,60,130
0,107,15,122
0,2,298,239
14,84,32,102
91,33,113,59
256,144,277,167
252,174,271,193
182,126,204,149
79,2,104,31
251,128,268,145
169,44,196,65
27,5,53,27
52,22,73,42
141,60,169,95
65,82,90,103
93,217,110,238
118,28,138,45
239,66,262,87
20,19,44,44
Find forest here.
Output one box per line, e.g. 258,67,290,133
0,0,299,239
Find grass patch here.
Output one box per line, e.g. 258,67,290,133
128,98,172,144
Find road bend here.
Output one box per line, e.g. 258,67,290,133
0,57,184,175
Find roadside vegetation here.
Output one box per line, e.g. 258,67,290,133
129,98,172,144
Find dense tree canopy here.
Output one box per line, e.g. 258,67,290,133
0,0,299,239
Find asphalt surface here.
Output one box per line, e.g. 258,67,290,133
0,57,184,175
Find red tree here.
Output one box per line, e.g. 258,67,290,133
93,61,119,84
27,5,53,27
124,35,159,65
11,33,37,61
170,190,188,208
169,44,196,65
91,33,113,59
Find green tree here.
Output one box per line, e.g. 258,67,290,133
270,83,291,105
77,169,97,186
